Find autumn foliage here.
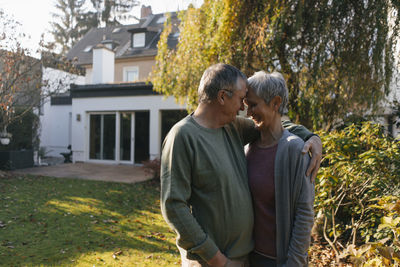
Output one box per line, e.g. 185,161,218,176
152,0,400,130
313,122,400,266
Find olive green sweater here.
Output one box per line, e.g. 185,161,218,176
160,115,313,262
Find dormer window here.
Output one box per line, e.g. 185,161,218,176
157,16,165,24
132,32,145,48
83,45,93,52
112,27,122,33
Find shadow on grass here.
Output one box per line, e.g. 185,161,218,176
0,175,178,266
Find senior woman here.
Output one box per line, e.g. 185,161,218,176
244,71,315,267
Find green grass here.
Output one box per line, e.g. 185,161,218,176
0,174,180,266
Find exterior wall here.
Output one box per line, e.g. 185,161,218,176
114,57,155,82
82,58,155,83
40,103,72,157
85,68,92,84
40,67,85,157
71,95,185,163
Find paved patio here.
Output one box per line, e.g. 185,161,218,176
12,162,153,183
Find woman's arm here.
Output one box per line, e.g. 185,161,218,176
285,153,315,267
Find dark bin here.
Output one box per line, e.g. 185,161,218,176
0,149,34,170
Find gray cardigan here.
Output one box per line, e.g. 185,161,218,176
275,130,315,267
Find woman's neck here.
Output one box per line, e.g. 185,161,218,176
258,117,284,148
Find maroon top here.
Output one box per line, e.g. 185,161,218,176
246,143,278,258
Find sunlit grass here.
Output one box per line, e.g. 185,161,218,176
0,175,180,266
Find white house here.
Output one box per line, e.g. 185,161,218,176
40,6,187,164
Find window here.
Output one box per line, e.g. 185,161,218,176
123,66,139,82
112,27,122,33
83,45,92,52
132,32,145,47
156,16,165,24
172,31,180,38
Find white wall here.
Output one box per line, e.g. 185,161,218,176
85,68,92,84
40,67,85,157
71,95,185,162
40,104,72,157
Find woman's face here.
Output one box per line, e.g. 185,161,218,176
245,87,276,130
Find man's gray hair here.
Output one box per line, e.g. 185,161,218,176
247,71,289,115
198,63,247,103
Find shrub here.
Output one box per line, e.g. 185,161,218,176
0,108,39,151
315,122,400,264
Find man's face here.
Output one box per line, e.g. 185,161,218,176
223,78,247,123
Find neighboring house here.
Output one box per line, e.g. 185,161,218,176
377,72,400,137
40,6,186,164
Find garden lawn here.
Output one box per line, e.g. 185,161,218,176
0,174,180,266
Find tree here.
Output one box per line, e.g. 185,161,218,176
152,0,400,130
86,0,140,26
0,10,42,138
49,0,86,55
0,10,82,144
49,0,140,55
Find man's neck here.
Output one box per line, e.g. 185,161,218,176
192,102,225,129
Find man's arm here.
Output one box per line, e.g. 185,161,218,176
282,120,322,182
301,135,322,182
236,116,322,181
160,129,220,263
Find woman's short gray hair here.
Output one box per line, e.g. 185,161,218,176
247,71,289,115
198,63,247,103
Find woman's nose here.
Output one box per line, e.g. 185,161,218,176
247,107,252,116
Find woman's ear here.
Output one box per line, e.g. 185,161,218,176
271,96,282,111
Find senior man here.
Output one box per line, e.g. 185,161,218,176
160,63,322,267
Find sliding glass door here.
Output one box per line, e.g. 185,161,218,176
89,114,116,160
88,111,149,164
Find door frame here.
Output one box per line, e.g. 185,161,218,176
119,112,135,165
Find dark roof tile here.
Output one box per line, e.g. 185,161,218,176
66,12,179,66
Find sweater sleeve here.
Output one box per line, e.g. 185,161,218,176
160,128,219,261
235,117,315,146
234,116,259,145
285,152,315,267
282,120,315,141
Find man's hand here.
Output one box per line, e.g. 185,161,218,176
207,250,228,267
224,259,245,267
302,135,322,182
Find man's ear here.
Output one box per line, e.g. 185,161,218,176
271,96,282,111
217,90,225,105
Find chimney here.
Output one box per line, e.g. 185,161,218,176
92,44,115,84
141,5,152,19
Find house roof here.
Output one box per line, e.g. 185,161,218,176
66,12,179,66
70,82,158,98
